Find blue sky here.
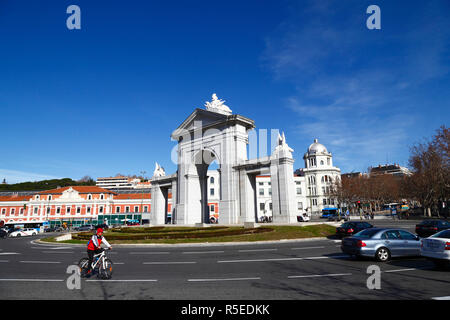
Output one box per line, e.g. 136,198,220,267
0,0,449,183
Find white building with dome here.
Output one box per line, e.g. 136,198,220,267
301,139,341,215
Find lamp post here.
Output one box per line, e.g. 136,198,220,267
140,170,146,225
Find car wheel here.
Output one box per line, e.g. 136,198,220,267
375,247,391,262
32,233,37,236
16,233,21,237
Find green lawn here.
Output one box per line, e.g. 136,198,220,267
41,224,336,245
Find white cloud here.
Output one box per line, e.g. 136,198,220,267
0,169,60,184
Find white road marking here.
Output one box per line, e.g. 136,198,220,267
0,279,63,282
143,261,196,265
0,260,9,263
42,251,74,254
0,252,20,255
130,252,170,255
432,296,450,300
183,251,225,254
383,268,417,273
20,261,61,264
291,246,325,250
188,277,261,282
86,279,158,282
218,255,347,263
288,273,352,279
238,249,277,253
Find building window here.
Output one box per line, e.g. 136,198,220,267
269,188,272,196
259,182,264,186
259,189,264,196
48,195,52,201
210,204,215,213
100,194,104,200
56,207,61,214
87,207,91,214
298,202,303,210
143,206,148,213
34,207,38,215
88,194,92,200
47,207,51,214
210,188,215,196
1,208,6,215
76,207,81,214
66,207,71,214
125,207,130,213
269,202,272,211
20,208,24,215
11,208,16,215
99,206,104,214
134,206,139,213
327,158,330,165
36,195,40,200
116,207,120,213
296,188,302,195
323,198,327,205
260,203,265,211
295,181,301,185
210,177,214,184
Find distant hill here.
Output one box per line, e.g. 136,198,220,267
0,178,96,192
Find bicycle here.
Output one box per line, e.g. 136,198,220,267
78,248,113,279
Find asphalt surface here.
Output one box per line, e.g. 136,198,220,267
0,220,449,300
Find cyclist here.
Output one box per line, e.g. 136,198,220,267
86,227,112,275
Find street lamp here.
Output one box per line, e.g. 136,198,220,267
140,170,146,225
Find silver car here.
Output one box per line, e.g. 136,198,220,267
341,228,421,262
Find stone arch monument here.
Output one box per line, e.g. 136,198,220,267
150,94,298,225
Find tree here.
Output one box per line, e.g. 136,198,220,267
406,126,449,217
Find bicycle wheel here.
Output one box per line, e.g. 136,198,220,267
98,258,113,279
78,258,89,277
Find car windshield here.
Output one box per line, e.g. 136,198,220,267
431,230,450,239
354,229,379,239
419,220,436,226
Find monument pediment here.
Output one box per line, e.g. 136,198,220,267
171,108,229,139
59,187,83,201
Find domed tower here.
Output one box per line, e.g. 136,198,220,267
303,139,333,169
302,139,341,216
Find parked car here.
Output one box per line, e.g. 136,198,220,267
0,229,7,239
328,213,350,222
76,224,95,232
420,229,450,269
126,221,140,226
297,213,310,222
9,228,38,237
44,227,57,233
95,224,109,230
415,220,450,237
336,221,373,238
341,228,421,262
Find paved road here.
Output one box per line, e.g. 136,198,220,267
0,220,449,300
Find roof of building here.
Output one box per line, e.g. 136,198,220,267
38,186,116,195
307,139,328,154
114,193,152,200
0,195,33,202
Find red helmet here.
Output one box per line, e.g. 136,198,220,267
96,228,103,235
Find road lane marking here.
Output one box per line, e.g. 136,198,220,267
0,260,9,263
42,251,74,254
432,296,450,300
0,279,63,282
291,246,325,250
183,251,225,254
131,252,170,255
20,261,61,264
238,249,277,253
0,253,20,255
143,261,196,265
383,268,417,273
217,255,347,263
86,279,158,282
188,277,261,282
288,273,352,279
